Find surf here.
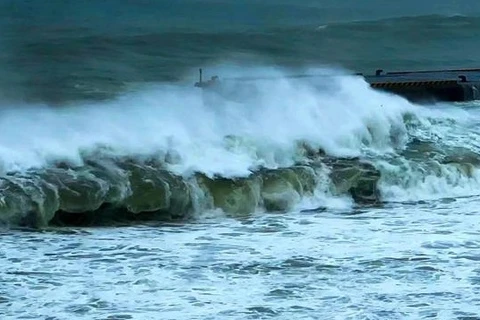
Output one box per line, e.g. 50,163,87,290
0,64,479,227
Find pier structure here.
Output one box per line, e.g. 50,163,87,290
366,68,480,102
195,68,480,103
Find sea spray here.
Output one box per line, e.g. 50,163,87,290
0,66,413,175
0,65,480,226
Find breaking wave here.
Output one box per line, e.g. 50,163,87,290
1,65,480,227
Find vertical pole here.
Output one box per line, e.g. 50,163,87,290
199,68,203,84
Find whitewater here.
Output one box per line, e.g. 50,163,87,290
2,65,480,319
0,67,406,174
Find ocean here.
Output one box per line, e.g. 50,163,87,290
1,0,480,319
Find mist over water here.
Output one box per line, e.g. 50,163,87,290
0,66,408,175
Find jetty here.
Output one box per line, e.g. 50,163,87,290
195,68,480,103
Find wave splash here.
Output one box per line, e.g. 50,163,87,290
1,65,479,227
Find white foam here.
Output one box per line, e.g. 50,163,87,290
379,163,480,202
0,65,415,178
3,64,480,203
376,102,480,201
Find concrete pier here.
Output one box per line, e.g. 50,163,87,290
365,68,480,102
195,68,480,103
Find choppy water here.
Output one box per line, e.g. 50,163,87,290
1,0,480,102
2,0,480,319
3,200,480,319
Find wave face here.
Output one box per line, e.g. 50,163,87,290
1,66,480,227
